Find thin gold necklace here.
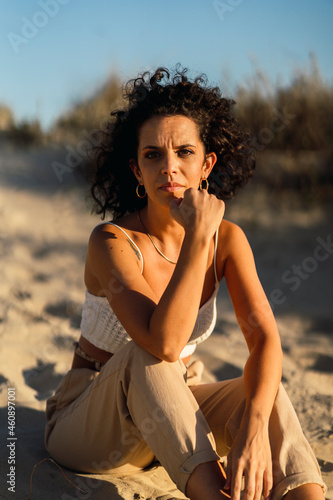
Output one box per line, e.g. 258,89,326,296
137,211,177,265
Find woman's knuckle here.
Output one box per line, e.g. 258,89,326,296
244,487,255,498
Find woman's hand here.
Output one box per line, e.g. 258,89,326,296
225,414,273,500
169,188,225,240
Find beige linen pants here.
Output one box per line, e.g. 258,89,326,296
45,341,326,498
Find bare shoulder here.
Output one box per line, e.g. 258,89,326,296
89,213,134,240
87,215,143,271
89,213,139,249
89,220,125,246
87,222,124,259
219,219,245,237
217,219,259,293
219,219,252,257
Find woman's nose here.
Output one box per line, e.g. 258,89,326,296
161,153,178,175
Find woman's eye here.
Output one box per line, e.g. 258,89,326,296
144,149,194,159
144,151,160,159
178,149,194,157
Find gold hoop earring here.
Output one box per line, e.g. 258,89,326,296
136,183,146,198
199,178,209,191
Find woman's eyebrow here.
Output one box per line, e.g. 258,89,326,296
142,143,197,150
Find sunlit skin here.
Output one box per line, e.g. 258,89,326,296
126,115,218,268
79,115,218,366
130,114,217,214
79,115,325,500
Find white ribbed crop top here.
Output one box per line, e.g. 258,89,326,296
80,223,220,358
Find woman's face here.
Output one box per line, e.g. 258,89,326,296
130,115,216,207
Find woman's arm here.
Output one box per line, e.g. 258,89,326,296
86,189,225,362
222,222,283,500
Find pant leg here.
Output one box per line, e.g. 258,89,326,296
45,341,219,494
190,377,327,499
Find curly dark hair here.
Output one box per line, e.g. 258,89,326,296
90,66,255,219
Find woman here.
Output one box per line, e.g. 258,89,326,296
45,67,326,500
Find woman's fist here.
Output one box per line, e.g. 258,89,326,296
169,188,225,239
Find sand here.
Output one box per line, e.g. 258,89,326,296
0,145,332,499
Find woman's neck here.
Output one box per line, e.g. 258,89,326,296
140,204,185,252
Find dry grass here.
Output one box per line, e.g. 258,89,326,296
50,74,122,143
235,54,333,151
0,104,14,130
3,54,332,152
1,55,332,200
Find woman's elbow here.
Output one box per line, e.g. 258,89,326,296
158,347,182,363
249,332,283,358
151,342,183,363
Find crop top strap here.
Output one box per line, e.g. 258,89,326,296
213,229,219,284
106,223,218,280
107,222,144,273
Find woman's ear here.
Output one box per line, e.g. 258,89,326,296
203,152,217,178
129,159,142,182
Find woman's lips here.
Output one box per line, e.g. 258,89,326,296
159,183,183,192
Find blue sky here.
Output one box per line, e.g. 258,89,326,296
1,0,332,130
